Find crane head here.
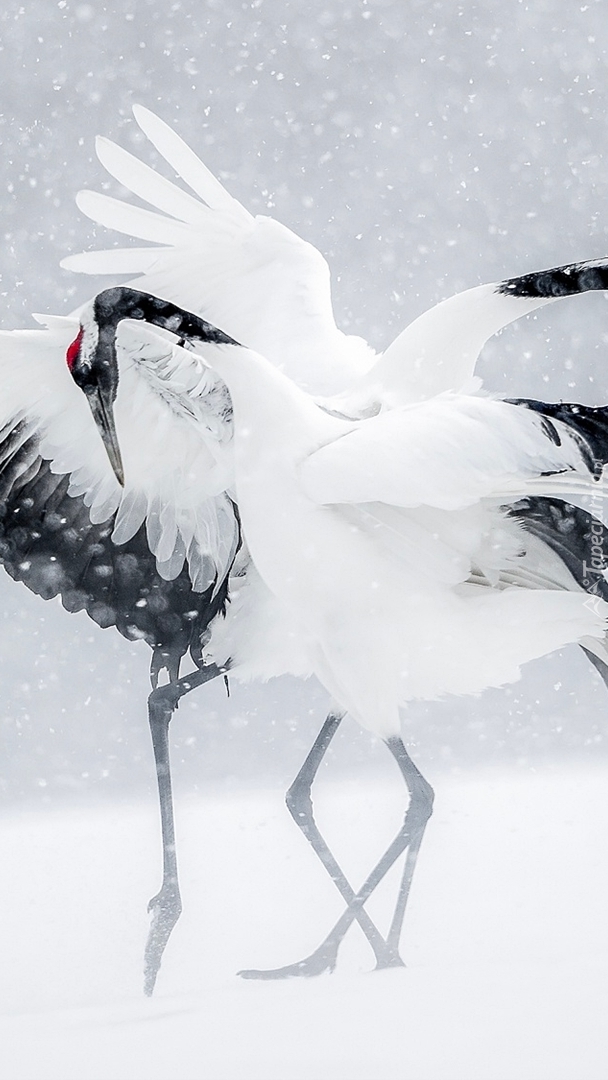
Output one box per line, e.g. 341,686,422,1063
66,287,240,488
66,296,126,487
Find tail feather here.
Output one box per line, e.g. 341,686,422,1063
508,495,608,690
507,399,608,480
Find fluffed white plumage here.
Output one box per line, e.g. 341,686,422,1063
175,338,608,737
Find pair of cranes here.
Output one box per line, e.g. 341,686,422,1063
3,106,608,995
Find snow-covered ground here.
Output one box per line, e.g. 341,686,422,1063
1,764,608,1080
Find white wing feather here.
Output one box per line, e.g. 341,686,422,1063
340,285,555,409
63,110,608,414
301,395,600,510
95,134,228,226
133,104,250,216
62,108,374,395
110,322,238,592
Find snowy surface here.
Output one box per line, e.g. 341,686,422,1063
1,764,608,1080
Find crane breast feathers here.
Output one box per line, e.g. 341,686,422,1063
300,396,599,510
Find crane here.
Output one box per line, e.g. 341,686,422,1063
65,283,608,982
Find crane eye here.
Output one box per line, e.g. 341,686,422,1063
66,327,84,371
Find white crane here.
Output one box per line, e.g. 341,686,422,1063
3,106,608,992
66,285,608,983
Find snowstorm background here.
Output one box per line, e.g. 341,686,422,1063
3,0,608,806
1,2,608,1077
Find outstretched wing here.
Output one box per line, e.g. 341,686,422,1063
0,322,239,670
336,259,608,412
62,105,374,394
62,107,608,409
0,447,230,678
301,393,608,510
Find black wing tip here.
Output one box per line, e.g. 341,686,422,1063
497,259,608,300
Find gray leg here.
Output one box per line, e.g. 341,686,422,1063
307,737,433,971
240,713,402,979
144,663,224,996
384,737,434,957
241,734,433,980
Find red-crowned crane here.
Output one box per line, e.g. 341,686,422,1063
66,284,608,985
3,107,608,992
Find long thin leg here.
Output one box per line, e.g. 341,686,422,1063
384,738,434,956
308,737,434,970
144,663,225,997
241,735,433,980
239,712,402,980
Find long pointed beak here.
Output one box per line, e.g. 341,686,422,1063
87,385,125,487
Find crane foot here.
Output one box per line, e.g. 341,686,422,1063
143,885,182,996
238,942,338,980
